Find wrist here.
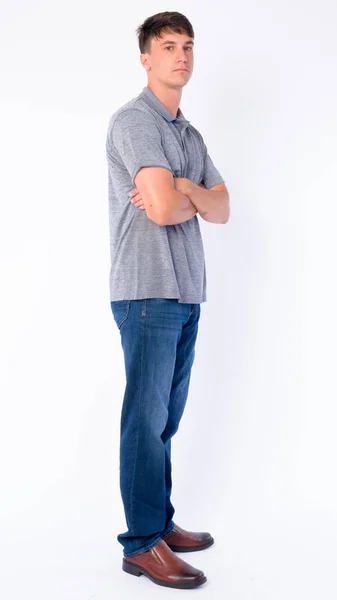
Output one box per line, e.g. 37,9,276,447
185,179,198,197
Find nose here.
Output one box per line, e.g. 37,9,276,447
176,58,188,69
175,48,189,64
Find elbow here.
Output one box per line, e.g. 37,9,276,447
222,211,230,224
222,196,230,224
145,192,175,226
154,189,181,226
156,214,170,226
147,209,168,227
143,201,167,226
152,206,172,227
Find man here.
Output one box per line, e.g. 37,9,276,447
105,11,230,590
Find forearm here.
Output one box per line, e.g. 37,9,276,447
161,190,198,226
186,183,229,224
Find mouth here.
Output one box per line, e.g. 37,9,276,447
175,69,188,72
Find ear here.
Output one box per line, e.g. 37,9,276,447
140,54,149,71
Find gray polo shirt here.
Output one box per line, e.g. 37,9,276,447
105,86,224,304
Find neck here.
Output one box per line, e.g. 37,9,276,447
146,81,182,118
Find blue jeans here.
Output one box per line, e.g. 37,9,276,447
110,298,201,558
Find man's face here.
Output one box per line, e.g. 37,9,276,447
142,30,194,88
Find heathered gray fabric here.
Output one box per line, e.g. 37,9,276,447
105,86,224,304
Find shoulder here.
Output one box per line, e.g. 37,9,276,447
107,105,160,143
108,93,159,128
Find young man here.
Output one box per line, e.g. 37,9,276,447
105,11,230,590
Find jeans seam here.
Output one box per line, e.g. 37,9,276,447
128,306,145,532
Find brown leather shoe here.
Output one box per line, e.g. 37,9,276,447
122,539,207,589
162,523,214,552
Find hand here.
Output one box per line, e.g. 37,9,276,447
129,187,146,210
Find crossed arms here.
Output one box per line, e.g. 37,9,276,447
132,167,230,226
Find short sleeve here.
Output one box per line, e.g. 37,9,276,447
109,109,174,186
199,135,225,189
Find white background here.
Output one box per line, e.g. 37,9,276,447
1,1,337,598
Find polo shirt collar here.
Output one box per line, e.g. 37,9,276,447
140,86,190,125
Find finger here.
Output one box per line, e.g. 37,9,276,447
128,188,138,199
130,193,142,204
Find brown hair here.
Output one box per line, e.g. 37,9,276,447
136,11,194,54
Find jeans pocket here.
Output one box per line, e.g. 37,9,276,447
110,300,131,330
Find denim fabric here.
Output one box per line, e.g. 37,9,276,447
110,298,201,557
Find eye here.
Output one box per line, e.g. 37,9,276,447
164,46,193,51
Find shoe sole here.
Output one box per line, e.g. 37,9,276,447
122,558,207,589
166,536,215,553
